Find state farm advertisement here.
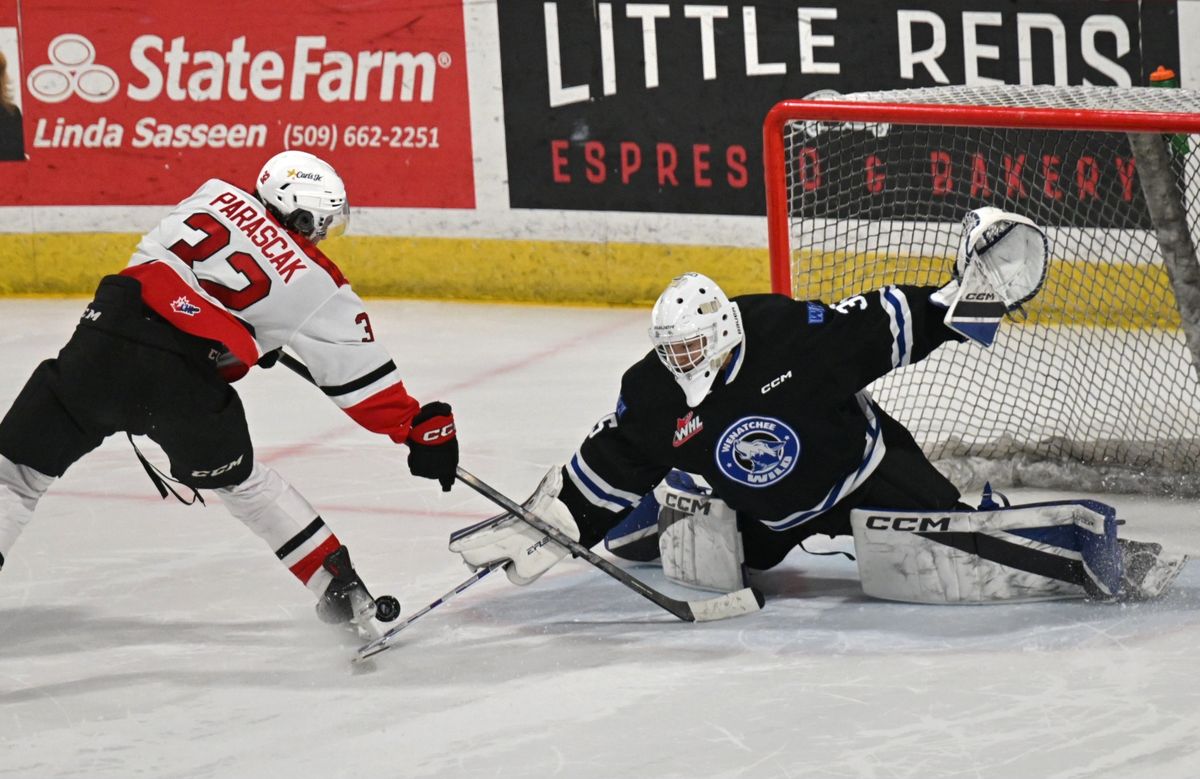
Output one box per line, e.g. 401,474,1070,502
1,1,474,208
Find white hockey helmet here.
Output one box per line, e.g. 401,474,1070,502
649,272,744,407
255,150,349,243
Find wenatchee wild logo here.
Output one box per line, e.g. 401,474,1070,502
715,416,799,488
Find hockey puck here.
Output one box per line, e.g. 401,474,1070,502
374,595,401,622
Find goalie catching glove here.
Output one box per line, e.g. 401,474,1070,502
448,466,580,585
932,206,1050,346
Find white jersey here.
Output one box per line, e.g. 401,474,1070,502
124,178,419,442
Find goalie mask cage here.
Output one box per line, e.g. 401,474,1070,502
764,85,1200,495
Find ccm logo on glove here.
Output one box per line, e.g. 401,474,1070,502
420,421,456,444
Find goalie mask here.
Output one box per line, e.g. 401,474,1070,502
255,150,349,243
649,273,744,407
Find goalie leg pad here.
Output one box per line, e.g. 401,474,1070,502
604,469,716,563
850,500,1129,603
656,478,747,594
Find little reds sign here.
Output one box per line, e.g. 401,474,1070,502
5,1,473,208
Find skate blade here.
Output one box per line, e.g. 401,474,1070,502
1137,553,1188,599
348,592,383,639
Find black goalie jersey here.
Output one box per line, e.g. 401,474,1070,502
557,286,966,547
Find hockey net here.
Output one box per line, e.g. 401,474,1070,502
764,85,1200,495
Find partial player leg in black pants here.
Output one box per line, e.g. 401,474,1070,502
0,343,118,569
740,406,967,571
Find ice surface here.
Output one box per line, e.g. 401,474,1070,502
1,299,1199,779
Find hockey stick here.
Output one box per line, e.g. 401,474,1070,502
454,467,764,623
276,351,763,623
276,351,315,382
352,563,502,664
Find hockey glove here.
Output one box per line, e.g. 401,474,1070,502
932,207,1049,347
448,467,579,585
407,401,458,491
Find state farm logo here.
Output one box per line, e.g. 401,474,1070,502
27,34,120,103
26,32,452,105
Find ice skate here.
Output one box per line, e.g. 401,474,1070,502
315,545,386,627
1118,538,1188,601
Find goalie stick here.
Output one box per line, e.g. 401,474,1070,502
275,351,764,625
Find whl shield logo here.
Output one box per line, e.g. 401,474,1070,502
715,416,799,488
672,411,703,448
27,34,120,103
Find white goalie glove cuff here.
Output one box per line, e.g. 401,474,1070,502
448,466,580,586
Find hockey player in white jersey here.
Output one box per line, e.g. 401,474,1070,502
0,150,458,628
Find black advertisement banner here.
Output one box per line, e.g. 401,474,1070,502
497,0,1181,217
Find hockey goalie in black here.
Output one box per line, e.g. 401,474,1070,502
451,208,1186,605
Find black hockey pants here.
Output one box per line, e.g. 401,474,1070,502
0,275,254,489
739,406,966,570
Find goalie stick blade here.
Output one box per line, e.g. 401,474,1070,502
687,587,765,623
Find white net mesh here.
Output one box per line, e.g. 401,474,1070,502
778,85,1200,495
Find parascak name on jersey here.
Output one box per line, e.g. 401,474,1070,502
208,191,310,283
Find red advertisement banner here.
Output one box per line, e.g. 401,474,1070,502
0,1,474,208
